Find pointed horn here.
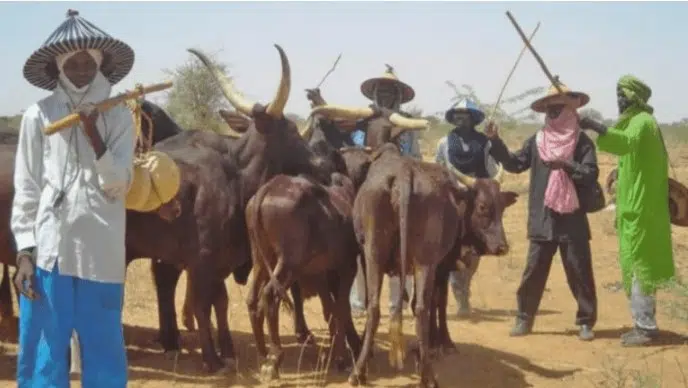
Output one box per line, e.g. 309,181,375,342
494,162,504,183
265,44,291,118
388,113,430,131
299,114,315,139
188,48,255,116
448,163,476,188
310,105,375,124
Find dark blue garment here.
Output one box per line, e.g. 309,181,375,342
447,127,491,178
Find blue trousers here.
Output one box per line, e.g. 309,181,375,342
17,265,127,388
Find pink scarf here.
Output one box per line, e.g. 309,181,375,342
536,106,581,214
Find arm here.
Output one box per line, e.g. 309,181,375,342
489,136,533,174
11,105,44,252
93,105,135,201
596,114,651,156
563,136,599,185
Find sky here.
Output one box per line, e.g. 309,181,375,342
1,1,687,123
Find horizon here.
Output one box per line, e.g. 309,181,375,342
2,2,687,123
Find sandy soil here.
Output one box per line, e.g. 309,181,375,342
0,146,687,388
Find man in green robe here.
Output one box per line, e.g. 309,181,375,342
580,75,675,346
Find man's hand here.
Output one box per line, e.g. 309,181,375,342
13,250,38,300
579,116,608,135
76,103,106,158
484,120,499,139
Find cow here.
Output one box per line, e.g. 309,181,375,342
245,170,362,382
125,43,354,373
415,164,518,357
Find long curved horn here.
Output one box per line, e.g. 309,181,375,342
494,162,504,183
299,115,315,138
448,163,476,188
265,44,291,118
388,113,430,131
188,48,255,116
310,105,375,123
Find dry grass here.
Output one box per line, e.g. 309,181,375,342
0,136,687,387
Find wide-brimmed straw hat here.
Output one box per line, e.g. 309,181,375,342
23,9,135,91
445,98,485,125
669,178,688,227
531,78,590,113
360,64,415,104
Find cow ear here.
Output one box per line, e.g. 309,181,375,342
218,109,252,133
501,191,519,207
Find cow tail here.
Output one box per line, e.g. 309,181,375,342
252,188,295,316
389,170,411,370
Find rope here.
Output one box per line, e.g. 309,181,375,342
125,83,155,157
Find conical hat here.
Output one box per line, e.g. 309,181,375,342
360,64,415,104
23,9,134,91
531,78,590,113
669,178,688,227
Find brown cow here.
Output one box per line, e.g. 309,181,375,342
339,142,517,388
245,170,362,382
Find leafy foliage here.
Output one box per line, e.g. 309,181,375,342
163,51,233,133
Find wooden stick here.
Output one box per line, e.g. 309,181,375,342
488,21,541,123
43,81,174,136
505,11,562,92
315,53,342,89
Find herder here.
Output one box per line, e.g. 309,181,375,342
485,80,599,341
11,9,135,387
581,75,678,346
435,98,499,317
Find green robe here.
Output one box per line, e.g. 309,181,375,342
596,110,675,295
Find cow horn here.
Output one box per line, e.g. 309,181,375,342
388,113,430,131
310,105,375,123
187,48,255,117
299,115,315,139
494,162,504,183
448,163,476,187
265,44,291,118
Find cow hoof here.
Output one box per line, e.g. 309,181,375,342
223,357,237,372
182,316,196,332
260,363,279,382
295,331,315,346
163,350,180,360
441,342,457,355
203,358,226,374
348,372,366,386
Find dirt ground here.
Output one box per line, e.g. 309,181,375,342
0,146,687,388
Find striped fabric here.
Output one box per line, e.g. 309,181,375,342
23,9,134,91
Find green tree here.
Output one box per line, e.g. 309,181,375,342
163,51,233,133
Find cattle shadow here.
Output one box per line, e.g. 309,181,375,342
432,342,581,387
454,308,561,324
531,327,688,346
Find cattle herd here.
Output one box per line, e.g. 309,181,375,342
0,45,520,388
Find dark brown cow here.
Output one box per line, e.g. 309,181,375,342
339,142,517,388
245,170,362,382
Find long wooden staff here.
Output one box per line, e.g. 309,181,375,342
488,21,541,123
44,81,173,135
315,53,342,89
505,11,562,92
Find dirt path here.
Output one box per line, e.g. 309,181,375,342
0,158,686,387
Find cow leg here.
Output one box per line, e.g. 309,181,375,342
213,281,237,369
332,263,362,371
182,272,196,332
246,264,269,361
413,265,439,388
317,284,349,372
189,266,224,373
261,262,292,382
436,267,455,354
0,264,15,320
151,260,182,355
290,283,314,345
348,258,383,386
